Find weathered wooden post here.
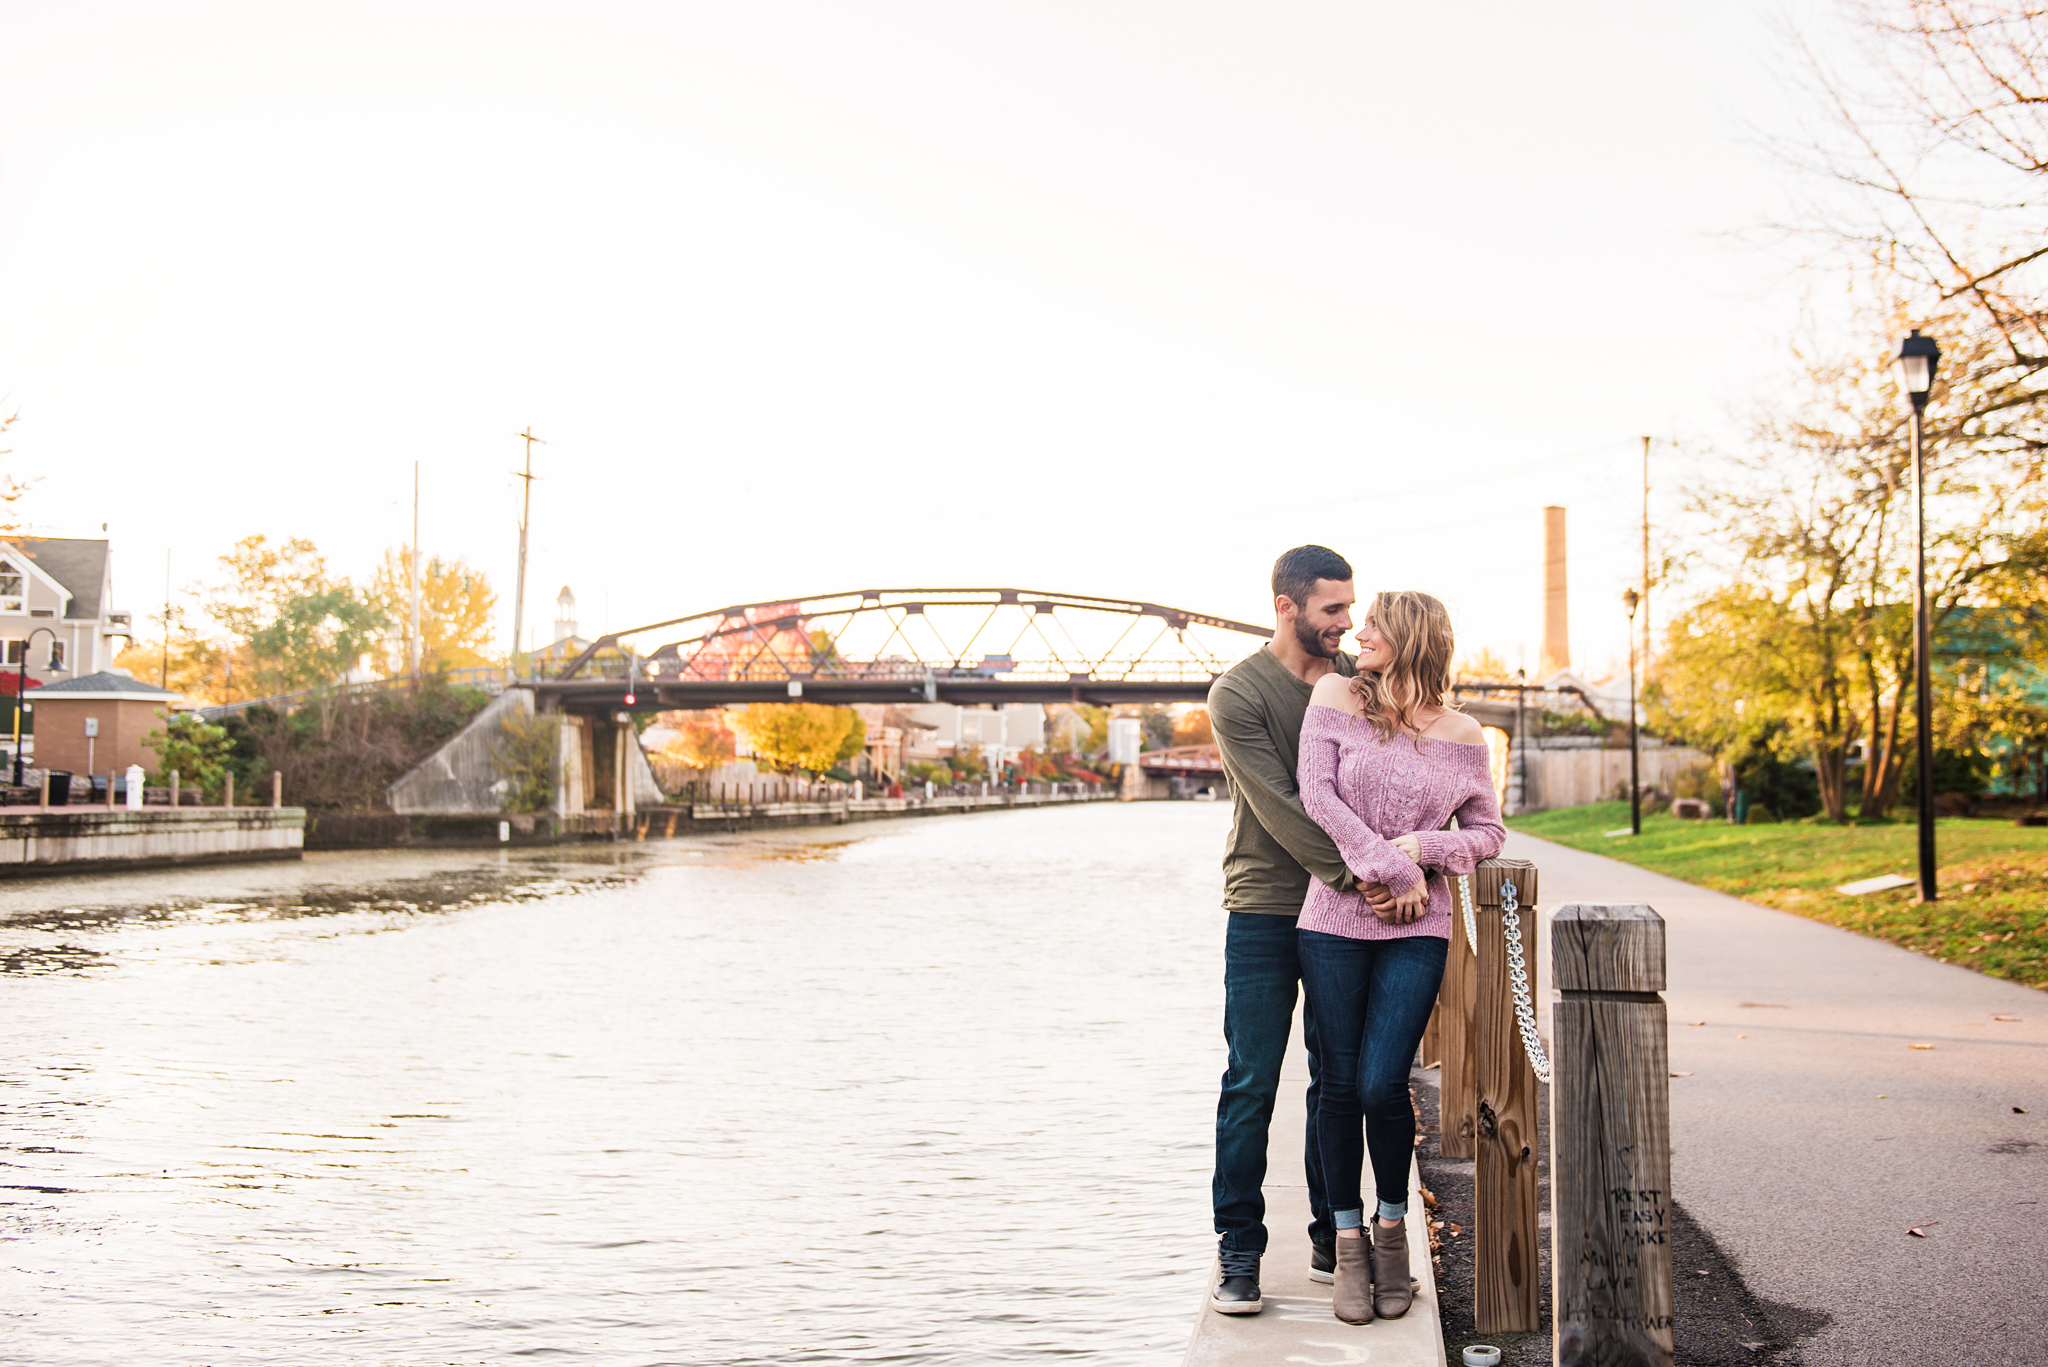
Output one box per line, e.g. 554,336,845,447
39,770,50,810
271,771,282,807
169,770,179,808
1472,858,1541,1333
223,772,235,810
1438,887,1477,1159
1551,903,1673,1367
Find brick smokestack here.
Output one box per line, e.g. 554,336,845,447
1542,505,1569,676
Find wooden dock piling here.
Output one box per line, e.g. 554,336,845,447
1471,859,1540,1334
1550,902,1673,1367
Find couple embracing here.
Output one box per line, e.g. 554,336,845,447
1206,545,1504,1327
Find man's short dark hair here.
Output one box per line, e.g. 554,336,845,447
1272,545,1353,608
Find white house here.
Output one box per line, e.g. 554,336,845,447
0,537,133,685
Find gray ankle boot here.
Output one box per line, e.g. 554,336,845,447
1332,1235,1373,1324
1371,1218,1412,1319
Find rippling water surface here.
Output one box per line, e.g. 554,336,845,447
1,803,1235,1365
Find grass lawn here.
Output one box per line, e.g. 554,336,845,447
1508,801,2048,991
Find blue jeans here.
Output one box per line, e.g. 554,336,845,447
1214,912,1331,1256
1297,929,1447,1217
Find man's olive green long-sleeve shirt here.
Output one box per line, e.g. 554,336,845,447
1208,644,1359,914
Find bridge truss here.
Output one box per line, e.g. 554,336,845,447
539,587,1273,710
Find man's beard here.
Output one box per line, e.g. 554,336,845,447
1293,614,1340,660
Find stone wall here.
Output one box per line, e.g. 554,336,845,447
0,807,304,876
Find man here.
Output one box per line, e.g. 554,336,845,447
1205,544,1362,1315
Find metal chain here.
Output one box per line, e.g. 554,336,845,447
1499,880,1553,1083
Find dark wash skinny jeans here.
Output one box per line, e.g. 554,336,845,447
1214,912,1332,1257
1296,928,1447,1216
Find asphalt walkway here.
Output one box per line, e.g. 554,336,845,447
1509,828,2046,1365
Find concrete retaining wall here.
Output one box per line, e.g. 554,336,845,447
388,688,533,814
0,808,305,876
1516,741,1709,813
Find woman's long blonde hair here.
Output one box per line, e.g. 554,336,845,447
1350,591,1457,744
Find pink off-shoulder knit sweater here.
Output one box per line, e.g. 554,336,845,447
1296,703,1506,941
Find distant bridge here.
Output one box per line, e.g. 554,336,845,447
540,587,1275,711
198,585,1527,731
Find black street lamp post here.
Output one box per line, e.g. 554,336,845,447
10,627,58,787
1623,588,1641,835
1894,329,1941,902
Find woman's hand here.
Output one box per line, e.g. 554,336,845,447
1372,877,1430,926
1390,834,1423,864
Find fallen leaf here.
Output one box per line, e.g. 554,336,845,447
1688,1020,1707,1027
1878,1094,1888,1099
1741,1343,1769,1352
2016,1107,2030,1114
1993,1015,2021,1022
1907,1221,1940,1237
1909,1043,1935,1050
1670,1071,1693,1078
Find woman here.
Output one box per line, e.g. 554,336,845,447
1295,590,1504,1325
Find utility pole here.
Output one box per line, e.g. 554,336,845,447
512,428,545,670
1641,435,1652,678
409,461,423,689
162,549,172,689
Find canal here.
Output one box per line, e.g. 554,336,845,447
2,802,1233,1365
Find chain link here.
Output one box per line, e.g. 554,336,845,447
1499,880,1553,1083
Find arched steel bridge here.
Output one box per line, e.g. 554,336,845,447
540,587,1273,710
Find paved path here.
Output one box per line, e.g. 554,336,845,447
1510,829,2047,1365
1182,1009,1446,1367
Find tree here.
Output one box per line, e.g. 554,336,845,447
492,709,560,814
1655,296,2048,819
655,710,737,770
143,713,234,798
206,535,333,643
1173,707,1214,747
248,585,388,697
368,548,500,674
0,411,32,534
1455,646,1514,682
728,702,865,774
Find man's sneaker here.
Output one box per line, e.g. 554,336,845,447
1309,1241,1336,1284
1210,1249,1262,1314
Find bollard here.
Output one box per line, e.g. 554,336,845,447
170,770,179,808
223,772,234,809
125,764,146,810
1472,859,1541,1334
272,771,282,807
39,770,50,810
1551,903,1673,1367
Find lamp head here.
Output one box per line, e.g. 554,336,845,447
1622,587,1640,617
1892,329,1940,407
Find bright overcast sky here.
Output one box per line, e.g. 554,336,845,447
1,1,1822,680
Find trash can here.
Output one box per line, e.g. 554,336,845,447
46,771,71,805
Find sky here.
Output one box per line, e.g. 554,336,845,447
0,1,1830,683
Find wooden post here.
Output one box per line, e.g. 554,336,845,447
1472,858,1541,1334
39,770,50,810
1439,882,1477,1159
1551,903,1673,1366
271,770,282,807
223,772,234,809
170,770,179,808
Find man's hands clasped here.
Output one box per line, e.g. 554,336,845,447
1356,832,1430,926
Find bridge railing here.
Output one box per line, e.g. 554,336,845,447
195,666,511,721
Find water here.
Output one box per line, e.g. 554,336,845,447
1,803,1237,1365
